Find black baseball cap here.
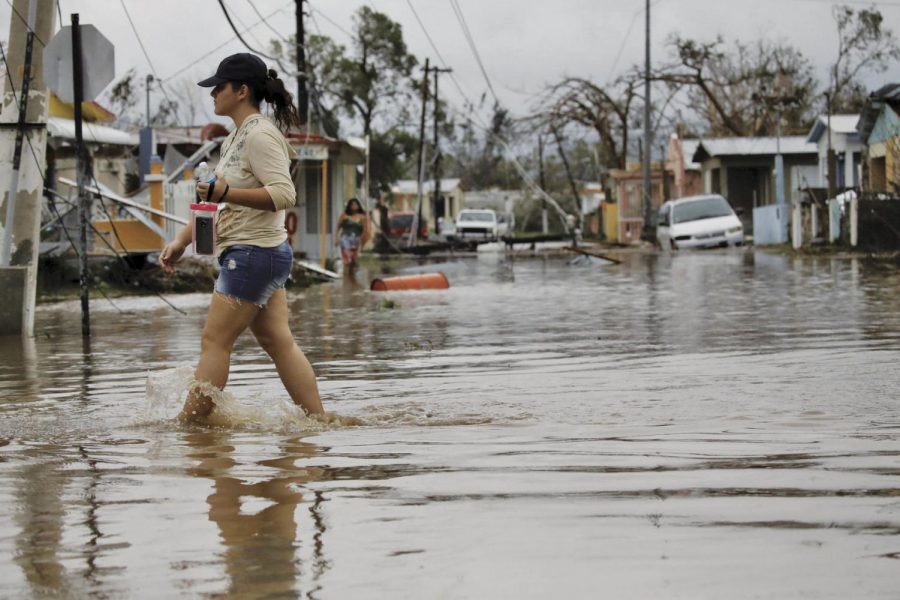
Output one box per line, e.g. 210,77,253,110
198,53,267,87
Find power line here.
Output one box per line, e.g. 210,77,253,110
215,0,278,60
448,0,501,107
245,0,289,43
118,0,185,127
224,0,296,77
2,0,45,46
405,0,448,67
306,3,354,40
606,0,666,85
161,2,293,83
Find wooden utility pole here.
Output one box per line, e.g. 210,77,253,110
431,67,451,232
641,0,653,240
295,0,308,125
410,58,429,247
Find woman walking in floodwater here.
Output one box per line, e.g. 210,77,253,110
335,198,369,270
159,53,324,423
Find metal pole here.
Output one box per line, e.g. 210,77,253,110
775,111,786,242
363,134,370,218
72,13,90,336
825,92,835,199
145,74,152,126
410,58,429,247
431,67,451,233
319,157,328,268
641,0,653,240
0,0,37,267
296,0,308,125
538,135,548,234
432,69,441,233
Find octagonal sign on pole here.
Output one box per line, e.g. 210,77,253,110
43,24,115,103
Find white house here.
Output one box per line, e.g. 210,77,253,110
806,115,865,190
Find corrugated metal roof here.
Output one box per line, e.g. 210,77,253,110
693,136,816,162
47,117,138,146
807,115,860,143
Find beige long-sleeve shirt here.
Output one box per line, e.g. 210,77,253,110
213,113,296,254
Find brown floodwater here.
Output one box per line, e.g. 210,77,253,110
1,249,899,598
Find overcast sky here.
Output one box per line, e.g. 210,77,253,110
3,0,900,132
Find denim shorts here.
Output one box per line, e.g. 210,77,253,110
215,240,292,305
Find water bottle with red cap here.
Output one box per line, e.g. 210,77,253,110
191,161,218,255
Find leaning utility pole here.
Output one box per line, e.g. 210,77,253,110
0,0,56,336
641,0,653,240
295,0,308,125
431,66,452,232
410,58,430,247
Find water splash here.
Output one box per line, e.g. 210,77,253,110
139,366,363,432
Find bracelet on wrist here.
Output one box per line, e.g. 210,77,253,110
219,184,230,204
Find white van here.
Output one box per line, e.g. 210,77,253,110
657,194,744,249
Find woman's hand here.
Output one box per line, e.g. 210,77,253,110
197,180,228,203
160,240,187,273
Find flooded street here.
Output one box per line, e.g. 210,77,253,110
1,249,899,598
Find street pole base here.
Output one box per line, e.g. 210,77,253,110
0,267,27,335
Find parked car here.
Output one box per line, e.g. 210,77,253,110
454,209,501,240
656,194,744,249
388,212,428,240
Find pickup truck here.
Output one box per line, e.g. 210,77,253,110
454,209,501,240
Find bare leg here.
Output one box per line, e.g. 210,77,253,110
250,289,324,415
177,293,261,423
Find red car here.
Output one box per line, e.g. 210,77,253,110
388,212,428,239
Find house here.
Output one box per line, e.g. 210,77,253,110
691,136,818,234
282,134,365,261
389,178,464,231
608,163,666,244
807,114,864,190
857,83,900,194
666,135,703,199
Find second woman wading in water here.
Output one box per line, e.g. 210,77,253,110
334,198,369,271
159,53,324,423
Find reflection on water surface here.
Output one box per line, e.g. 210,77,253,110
1,250,899,598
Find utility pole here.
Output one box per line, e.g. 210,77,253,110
552,126,583,245
410,58,429,247
72,13,90,337
145,74,153,126
641,0,653,240
431,66,451,233
538,135,548,234
825,91,835,199
0,0,56,336
295,0,308,125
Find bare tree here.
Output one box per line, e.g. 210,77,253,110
654,36,817,137
828,5,900,113
532,75,639,170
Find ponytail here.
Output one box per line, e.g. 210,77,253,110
236,69,301,133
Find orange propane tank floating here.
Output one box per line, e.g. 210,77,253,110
370,272,450,291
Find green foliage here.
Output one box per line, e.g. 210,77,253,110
369,128,418,194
